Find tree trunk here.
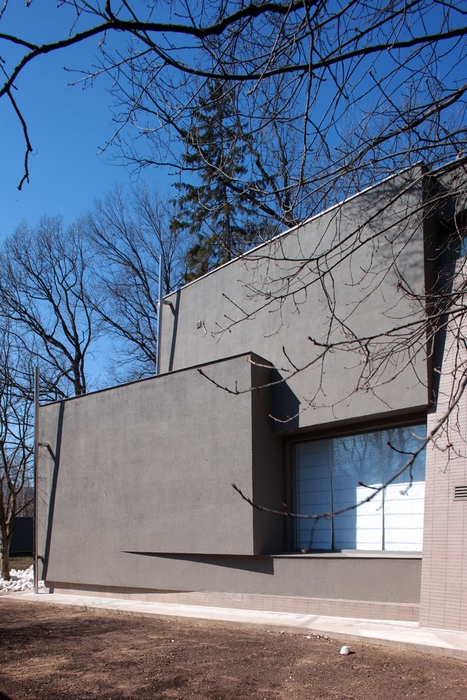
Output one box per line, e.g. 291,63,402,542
0,527,11,580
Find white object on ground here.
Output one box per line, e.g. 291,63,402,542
339,645,351,655
0,565,45,593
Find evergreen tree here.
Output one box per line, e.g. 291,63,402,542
172,81,274,282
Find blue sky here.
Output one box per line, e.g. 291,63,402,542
1,1,465,243
0,1,167,241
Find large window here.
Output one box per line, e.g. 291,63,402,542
294,423,426,552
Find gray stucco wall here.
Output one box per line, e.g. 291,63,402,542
159,169,429,431
37,353,283,588
51,553,422,605
36,348,421,605
36,167,439,610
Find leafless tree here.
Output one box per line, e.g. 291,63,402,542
85,183,188,380
0,1,465,218
0,216,99,399
0,327,34,580
1,1,467,533
195,160,467,533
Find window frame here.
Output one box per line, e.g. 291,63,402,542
286,414,427,554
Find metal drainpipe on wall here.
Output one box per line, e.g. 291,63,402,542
33,366,39,594
156,253,164,376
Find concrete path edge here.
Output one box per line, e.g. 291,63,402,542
3,591,467,661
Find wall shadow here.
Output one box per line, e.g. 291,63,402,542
41,401,65,582
123,552,274,575
167,289,181,373
269,369,300,431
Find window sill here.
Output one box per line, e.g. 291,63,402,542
268,550,422,559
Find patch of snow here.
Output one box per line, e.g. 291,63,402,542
0,565,45,594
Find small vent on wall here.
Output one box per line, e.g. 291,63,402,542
454,485,467,501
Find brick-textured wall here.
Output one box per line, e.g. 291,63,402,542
420,309,467,630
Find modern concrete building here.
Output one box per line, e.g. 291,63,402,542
37,160,467,631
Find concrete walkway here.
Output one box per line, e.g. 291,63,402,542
5,590,467,661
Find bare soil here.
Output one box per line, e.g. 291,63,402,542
0,599,466,700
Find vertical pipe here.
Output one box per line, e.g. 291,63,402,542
156,252,164,375
33,366,39,594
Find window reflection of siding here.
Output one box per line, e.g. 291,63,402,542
383,482,425,551
295,424,426,551
296,441,332,549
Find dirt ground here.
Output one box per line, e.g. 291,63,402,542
0,599,466,700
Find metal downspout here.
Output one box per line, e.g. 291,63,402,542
156,253,164,375
33,366,39,594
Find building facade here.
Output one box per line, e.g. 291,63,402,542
37,161,467,630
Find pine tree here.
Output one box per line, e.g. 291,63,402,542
172,81,272,282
